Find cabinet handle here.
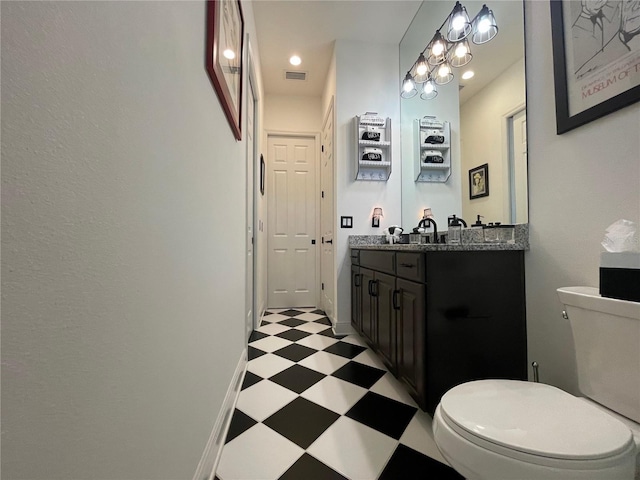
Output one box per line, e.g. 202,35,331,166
354,274,361,287
371,280,379,297
368,280,374,296
393,289,400,310
400,263,415,268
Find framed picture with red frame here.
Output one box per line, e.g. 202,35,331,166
206,0,244,140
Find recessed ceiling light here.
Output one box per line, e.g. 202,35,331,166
289,55,302,66
461,70,475,80
223,49,236,60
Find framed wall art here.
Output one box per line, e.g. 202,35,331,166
206,0,244,140
550,0,640,134
469,163,489,199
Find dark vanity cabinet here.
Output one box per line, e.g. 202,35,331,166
350,248,527,414
351,250,397,370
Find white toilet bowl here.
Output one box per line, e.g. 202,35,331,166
433,380,639,480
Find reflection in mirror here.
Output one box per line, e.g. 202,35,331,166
400,0,527,231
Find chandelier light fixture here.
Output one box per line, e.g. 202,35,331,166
401,2,498,100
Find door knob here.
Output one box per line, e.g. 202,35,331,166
326,239,333,244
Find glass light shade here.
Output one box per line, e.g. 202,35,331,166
420,78,438,100
412,54,430,83
435,62,454,85
472,5,498,44
416,54,428,76
401,72,418,98
427,32,448,65
449,38,472,67
447,2,472,42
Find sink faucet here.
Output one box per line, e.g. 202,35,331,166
448,215,468,227
415,217,438,243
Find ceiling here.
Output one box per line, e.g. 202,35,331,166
251,0,525,103
251,0,423,96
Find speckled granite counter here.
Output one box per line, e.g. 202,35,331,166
349,224,529,251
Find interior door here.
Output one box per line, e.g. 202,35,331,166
267,134,317,308
245,78,256,339
509,108,528,223
320,101,335,319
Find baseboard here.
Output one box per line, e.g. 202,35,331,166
192,349,247,480
332,320,355,336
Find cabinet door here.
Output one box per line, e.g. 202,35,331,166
351,265,362,333
424,251,527,414
376,272,396,372
396,278,426,408
360,268,376,345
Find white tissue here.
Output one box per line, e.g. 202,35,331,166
601,219,638,252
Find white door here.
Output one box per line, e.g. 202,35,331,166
320,101,335,319
245,79,256,340
267,135,317,308
509,108,528,223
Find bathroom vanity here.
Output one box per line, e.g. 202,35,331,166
350,238,528,414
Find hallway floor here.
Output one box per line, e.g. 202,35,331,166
215,308,463,480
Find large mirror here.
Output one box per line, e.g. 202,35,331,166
400,0,527,231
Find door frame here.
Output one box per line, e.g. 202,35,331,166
501,103,526,223
246,38,260,333
320,97,336,319
264,130,321,308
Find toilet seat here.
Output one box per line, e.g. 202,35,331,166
438,380,636,469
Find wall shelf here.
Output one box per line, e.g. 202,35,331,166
355,114,392,181
414,116,451,183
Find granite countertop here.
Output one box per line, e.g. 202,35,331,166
349,224,529,252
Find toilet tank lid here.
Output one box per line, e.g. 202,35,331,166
440,380,634,460
557,286,640,319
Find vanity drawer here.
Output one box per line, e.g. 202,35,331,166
350,249,360,265
396,252,425,283
360,250,395,275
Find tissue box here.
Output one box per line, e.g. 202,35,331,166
599,252,640,302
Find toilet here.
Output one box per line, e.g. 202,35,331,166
432,286,640,479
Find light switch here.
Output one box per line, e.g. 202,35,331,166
341,216,353,228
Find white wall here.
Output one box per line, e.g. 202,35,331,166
264,94,322,132
460,58,526,223
1,2,258,478
524,1,640,393
322,48,337,123
334,39,403,330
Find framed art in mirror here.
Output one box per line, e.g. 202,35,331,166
260,154,265,195
550,0,640,135
206,0,244,140
469,163,489,199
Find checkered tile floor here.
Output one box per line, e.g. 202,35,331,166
215,308,463,480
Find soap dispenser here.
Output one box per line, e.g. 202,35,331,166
469,215,485,243
448,214,463,245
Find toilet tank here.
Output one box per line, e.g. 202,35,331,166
557,287,640,424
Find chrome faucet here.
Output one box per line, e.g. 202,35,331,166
415,217,438,243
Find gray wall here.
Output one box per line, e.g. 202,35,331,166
1,2,252,478
524,1,640,392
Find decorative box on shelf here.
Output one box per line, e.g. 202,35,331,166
414,116,451,183
354,113,392,181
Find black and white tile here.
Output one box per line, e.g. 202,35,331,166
216,308,463,480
